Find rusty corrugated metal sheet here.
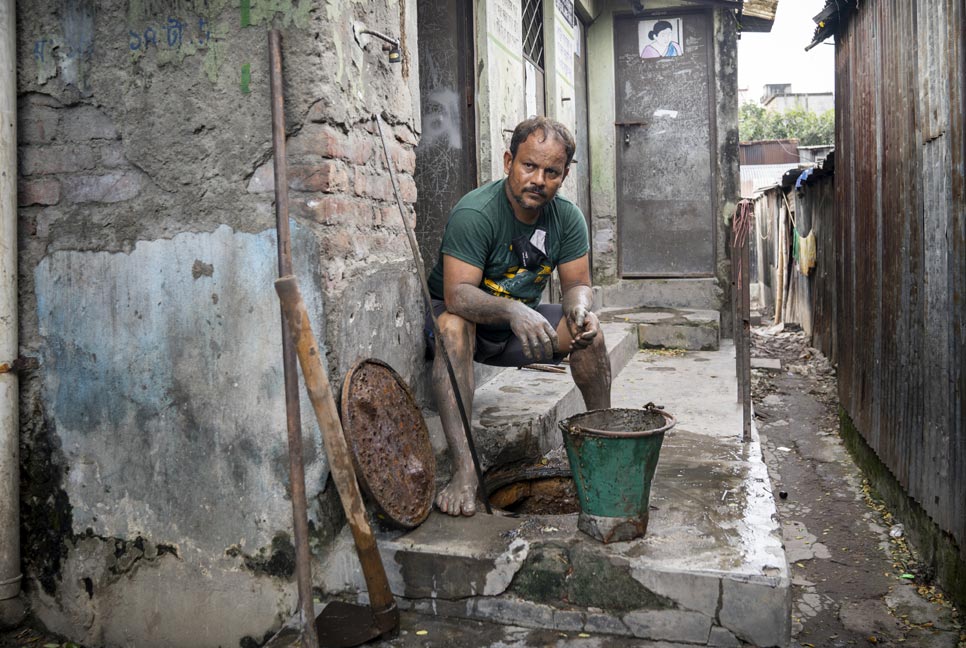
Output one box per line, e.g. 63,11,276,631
752,0,965,563
739,139,801,165
832,0,965,558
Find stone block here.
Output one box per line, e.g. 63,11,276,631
18,178,61,206
470,597,554,629
18,104,60,143
288,124,372,165
20,144,96,176
622,609,712,644
97,143,128,168
387,514,528,599
61,172,142,204
629,568,720,617
247,162,274,193
708,626,741,647
289,161,349,193
719,576,791,648
600,278,723,311
751,357,782,371
551,610,585,632
397,174,417,203
393,124,419,146
382,141,416,174
638,320,719,351
353,169,393,201
292,197,376,229
60,105,118,141
583,613,629,636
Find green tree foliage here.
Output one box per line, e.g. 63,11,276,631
739,103,835,146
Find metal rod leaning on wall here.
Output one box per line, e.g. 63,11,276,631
268,29,319,648
733,201,753,442
731,221,741,404
0,0,26,627
373,114,492,515
274,276,399,640
740,222,752,442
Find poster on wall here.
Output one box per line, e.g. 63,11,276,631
639,18,684,58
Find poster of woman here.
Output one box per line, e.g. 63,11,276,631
639,18,683,58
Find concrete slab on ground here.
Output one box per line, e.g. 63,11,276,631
751,357,782,371
307,343,790,648
600,307,720,351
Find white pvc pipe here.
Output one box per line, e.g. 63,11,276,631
0,0,22,626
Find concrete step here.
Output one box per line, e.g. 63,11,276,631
600,307,721,351
311,344,791,648
422,321,640,473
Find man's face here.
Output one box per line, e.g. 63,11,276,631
503,130,570,217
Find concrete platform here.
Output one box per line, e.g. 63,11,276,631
600,307,721,351
310,342,791,647
422,321,640,472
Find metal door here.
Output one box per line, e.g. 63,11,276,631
614,11,716,277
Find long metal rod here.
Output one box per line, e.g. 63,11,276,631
0,0,24,624
268,29,319,648
374,115,492,515
740,232,752,442
275,276,399,636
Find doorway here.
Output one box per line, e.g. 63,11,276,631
614,10,717,277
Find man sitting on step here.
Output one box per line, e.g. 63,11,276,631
425,116,613,517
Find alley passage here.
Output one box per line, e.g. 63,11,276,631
753,325,963,648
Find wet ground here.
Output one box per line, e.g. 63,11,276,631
752,323,964,648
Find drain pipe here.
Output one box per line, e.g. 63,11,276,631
0,0,24,628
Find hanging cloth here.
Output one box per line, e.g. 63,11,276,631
798,230,817,276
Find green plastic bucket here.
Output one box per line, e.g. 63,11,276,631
559,405,675,543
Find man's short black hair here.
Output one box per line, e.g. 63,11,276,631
508,116,577,167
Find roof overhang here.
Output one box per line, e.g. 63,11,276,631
630,1,777,33
740,0,779,32
806,0,857,50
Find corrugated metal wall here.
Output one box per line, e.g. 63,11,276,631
834,0,966,557
739,139,801,165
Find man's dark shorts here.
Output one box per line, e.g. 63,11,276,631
424,299,567,367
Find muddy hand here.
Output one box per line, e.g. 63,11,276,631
510,302,558,360
568,308,599,350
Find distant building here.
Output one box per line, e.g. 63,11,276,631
761,83,834,113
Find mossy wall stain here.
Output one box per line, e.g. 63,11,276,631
509,541,674,611
226,533,297,579
19,408,73,596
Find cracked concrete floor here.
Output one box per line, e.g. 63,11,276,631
751,324,964,648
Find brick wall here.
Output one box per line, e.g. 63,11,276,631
15,1,424,645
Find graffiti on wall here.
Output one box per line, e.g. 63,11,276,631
128,17,212,51
31,0,310,91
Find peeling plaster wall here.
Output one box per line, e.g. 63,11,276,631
16,1,423,646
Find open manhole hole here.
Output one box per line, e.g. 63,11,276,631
484,450,579,515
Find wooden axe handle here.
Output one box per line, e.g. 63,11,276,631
275,275,397,624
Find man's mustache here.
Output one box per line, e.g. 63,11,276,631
524,186,546,197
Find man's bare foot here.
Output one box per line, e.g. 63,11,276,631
435,468,479,516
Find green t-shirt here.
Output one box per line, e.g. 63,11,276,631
427,179,589,310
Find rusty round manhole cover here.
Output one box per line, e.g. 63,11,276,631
340,358,435,528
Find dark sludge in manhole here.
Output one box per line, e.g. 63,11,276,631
487,476,579,515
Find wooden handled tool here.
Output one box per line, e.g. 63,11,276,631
275,275,398,646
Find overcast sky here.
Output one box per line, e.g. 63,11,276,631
737,0,835,103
